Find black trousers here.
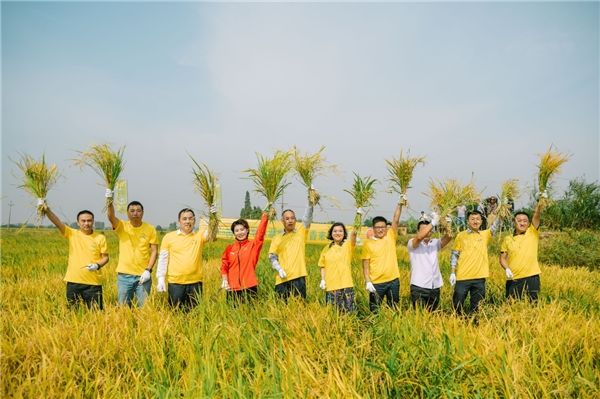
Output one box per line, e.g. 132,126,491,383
370,278,400,312
275,277,306,300
506,274,540,302
410,284,440,311
452,278,486,315
66,282,103,310
168,282,203,310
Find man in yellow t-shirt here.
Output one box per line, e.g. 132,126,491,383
45,204,109,309
156,207,216,310
499,192,547,301
107,198,158,307
450,209,500,315
268,201,314,300
361,194,405,312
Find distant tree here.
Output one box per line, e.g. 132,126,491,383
168,222,177,231
240,191,252,219
542,179,600,230
156,225,163,232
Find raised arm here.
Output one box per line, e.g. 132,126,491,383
45,206,66,236
303,202,314,229
107,202,120,230
532,196,546,230
390,198,404,234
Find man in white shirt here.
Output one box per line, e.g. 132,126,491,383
407,214,453,311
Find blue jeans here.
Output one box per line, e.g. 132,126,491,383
117,273,151,307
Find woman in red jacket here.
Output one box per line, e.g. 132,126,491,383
220,211,269,302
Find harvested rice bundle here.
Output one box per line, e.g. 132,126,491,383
292,146,335,207
15,154,59,218
386,150,425,200
244,150,293,219
538,146,569,202
429,179,480,233
74,144,125,208
497,179,520,221
344,173,377,230
191,156,220,241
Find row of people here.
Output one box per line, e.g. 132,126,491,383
41,189,546,313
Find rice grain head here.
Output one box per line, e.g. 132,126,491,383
15,153,59,217
74,144,125,207
243,150,293,219
386,150,425,195
538,146,570,193
344,173,377,228
292,146,336,207
428,179,480,232
190,156,220,241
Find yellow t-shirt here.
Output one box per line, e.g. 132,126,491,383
62,226,108,286
115,220,158,275
453,229,492,280
268,224,308,285
361,229,400,284
318,240,355,291
501,225,541,279
160,230,207,284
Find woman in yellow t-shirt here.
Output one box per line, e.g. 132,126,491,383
318,222,357,312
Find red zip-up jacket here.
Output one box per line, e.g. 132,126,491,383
221,213,268,291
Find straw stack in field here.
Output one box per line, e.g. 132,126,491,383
428,179,480,233
74,144,125,208
386,150,425,197
344,173,377,229
497,179,520,221
538,146,569,200
191,157,220,241
292,146,335,207
15,154,59,218
244,150,293,219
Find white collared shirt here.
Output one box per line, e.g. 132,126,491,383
408,238,443,289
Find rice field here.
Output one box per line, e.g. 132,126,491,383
1,228,599,398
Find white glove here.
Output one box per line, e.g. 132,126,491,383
209,204,218,214
37,198,46,206
540,190,548,199
356,207,363,215
157,277,166,292
505,268,514,280
86,263,99,271
319,279,326,290
398,193,408,205
105,188,114,198
449,272,456,286
278,268,287,279
365,282,377,293
221,277,230,290
139,270,151,285
430,211,440,227
445,216,453,225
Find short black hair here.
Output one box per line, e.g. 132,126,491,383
372,216,387,227
178,208,195,219
77,210,94,221
467,210,483,219
231,219,249,233
514,211,531,220
128,201,144,211
281,209,295,218
417,220,431,230
327,222,348,241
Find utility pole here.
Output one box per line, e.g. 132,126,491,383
8,201,14,227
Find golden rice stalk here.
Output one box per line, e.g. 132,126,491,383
538,146,570,193
243,150,293,219
344,173,377,228
15,154,59,217
292,146,336,207
497,179,520,221
190,156,220,241
386,150,425,194
428,179,480,231
74,144,125,207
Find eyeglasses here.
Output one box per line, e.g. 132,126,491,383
373,225,387,230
